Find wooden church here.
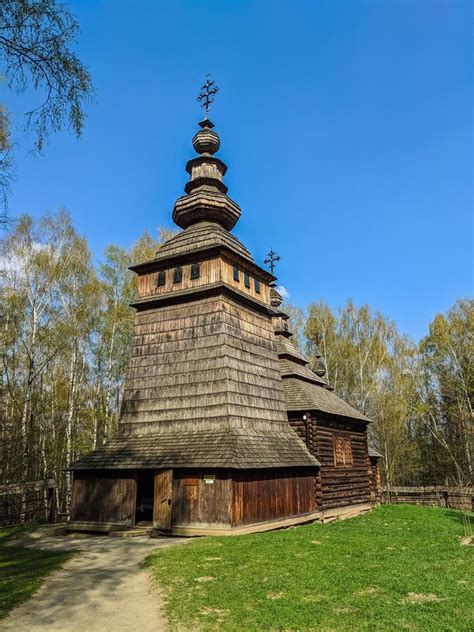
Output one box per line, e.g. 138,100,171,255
70,84,381,535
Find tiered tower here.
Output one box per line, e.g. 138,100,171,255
71,83,319,534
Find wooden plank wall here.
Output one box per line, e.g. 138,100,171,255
138,258,221,298
136,256,270,305
232,469,317,526
70,472,136,525
172,470,233,528
221,257,270,303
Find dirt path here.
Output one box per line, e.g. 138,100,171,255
3,526,186,632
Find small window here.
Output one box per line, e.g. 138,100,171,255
255,278,261,294
190,263,201,280
333,436,353,467
173,266,183,283
244,272,250,288
156,270,166,286
233,265,240,282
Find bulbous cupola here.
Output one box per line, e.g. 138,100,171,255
172,116,241,231
192,118,220,155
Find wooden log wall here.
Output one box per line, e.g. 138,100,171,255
315,418,371,509
382,486,473,511
136,255,270,304
369,458,382,503
289,415,371,510
70,471,136,525
172,470,232,528
232,468,317,526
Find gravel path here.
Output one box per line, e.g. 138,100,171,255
3,526,186,632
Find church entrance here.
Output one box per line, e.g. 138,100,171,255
153,469,173,531
135,470,155,524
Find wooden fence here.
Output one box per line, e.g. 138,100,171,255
0,479,58,527
382,486,473,511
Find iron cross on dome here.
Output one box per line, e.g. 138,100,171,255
264,249,281,275
197,75,219,113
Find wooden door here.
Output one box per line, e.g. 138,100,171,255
153,469,173,530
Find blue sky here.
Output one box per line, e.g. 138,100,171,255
4,0,472,340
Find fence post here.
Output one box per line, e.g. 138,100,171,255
48,485,57,523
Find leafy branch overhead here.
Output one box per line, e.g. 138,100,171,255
0,0,93,154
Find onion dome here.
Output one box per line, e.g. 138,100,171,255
192,118,221,155
270,285,283,308
313,354,327,377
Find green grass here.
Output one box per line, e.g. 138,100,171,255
144,505,474,631
0,525,72,620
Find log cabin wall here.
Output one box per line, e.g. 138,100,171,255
314,417,371,509
232,468,317,526
136,255,270,305
172,470,233,528
70,471,136,525
289,415,371,510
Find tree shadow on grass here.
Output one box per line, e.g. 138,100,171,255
438,508,474,529
0,541,72,619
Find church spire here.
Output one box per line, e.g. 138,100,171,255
172,78,241,231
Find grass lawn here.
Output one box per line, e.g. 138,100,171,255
144,504,473,631
0,524,72,620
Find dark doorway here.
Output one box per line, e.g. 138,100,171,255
135,470,154,524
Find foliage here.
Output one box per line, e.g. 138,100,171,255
0,208,470,507
0,210,173,510
144,504,474,632
303,298,473,487
416,299,473,487
0,0,93,216
0,525,71,620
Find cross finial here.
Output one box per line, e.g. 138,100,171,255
197,75,219,113
264,248,281,275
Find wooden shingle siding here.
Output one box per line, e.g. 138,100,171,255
119,295,289,433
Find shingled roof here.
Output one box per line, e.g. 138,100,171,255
275,332,370,423
281,377,370,422
71,426,320,470
153,221,254,263
368,441,383,458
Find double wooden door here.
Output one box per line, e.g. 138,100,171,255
153,469,173,530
